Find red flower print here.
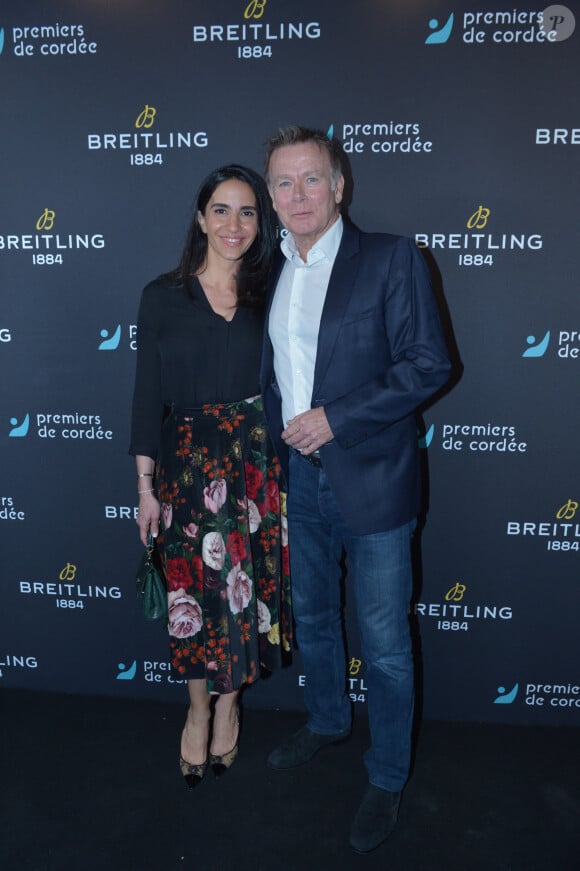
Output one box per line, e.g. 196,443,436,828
244,462,264,500
166,557,191,592
226,530,248,565
191,554,203,593
263,480,280,515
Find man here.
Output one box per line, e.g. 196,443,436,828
260,126,451,854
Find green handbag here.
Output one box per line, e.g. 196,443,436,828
136,534,167,621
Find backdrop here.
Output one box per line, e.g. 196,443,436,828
1,0,578,726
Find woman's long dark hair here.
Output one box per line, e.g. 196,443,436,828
173,164,277,308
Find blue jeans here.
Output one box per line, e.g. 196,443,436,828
287,451,416,791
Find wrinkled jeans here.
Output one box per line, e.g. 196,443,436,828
288,451,416,791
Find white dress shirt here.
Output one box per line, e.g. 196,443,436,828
269,217,343,426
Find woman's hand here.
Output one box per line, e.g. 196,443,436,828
137,491,161,545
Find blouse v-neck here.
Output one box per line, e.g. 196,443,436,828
195,276,238,323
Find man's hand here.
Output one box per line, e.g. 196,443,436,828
282,407,334,455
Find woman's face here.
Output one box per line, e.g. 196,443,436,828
198,179,259,266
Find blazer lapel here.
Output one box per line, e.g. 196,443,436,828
265,248,285,314
260,248,285,390
312,224,360,398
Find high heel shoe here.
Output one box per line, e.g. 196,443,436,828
209,741,238,778
180,714,210,788
179,755,208,789
209,712,240,778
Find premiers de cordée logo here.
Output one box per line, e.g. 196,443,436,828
425,6,575,45
437,423,527,454
523,329,580,360
494,680,579,709
1,496,25,521
336,121,434,156
8,410,114,441
98,324,137,352
9,22,98,57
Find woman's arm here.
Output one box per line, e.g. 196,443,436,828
135,454,160,545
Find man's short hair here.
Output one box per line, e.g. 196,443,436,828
264,125,343,189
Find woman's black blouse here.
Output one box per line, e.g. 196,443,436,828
129,275,264,459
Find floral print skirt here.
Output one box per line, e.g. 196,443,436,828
156,396,292,693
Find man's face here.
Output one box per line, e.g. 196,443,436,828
268,141,344,256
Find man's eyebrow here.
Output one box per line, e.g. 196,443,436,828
274,169,321,178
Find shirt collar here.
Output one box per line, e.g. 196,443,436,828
281,215,343,266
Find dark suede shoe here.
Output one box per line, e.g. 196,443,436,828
349,785,401,853
267,725,350,770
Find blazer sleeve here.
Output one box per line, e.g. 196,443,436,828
324,237,451,449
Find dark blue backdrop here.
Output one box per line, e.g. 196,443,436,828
1,0,579,725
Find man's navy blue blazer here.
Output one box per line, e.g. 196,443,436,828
260,221,452,535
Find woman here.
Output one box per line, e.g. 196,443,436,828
129,165,291,788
